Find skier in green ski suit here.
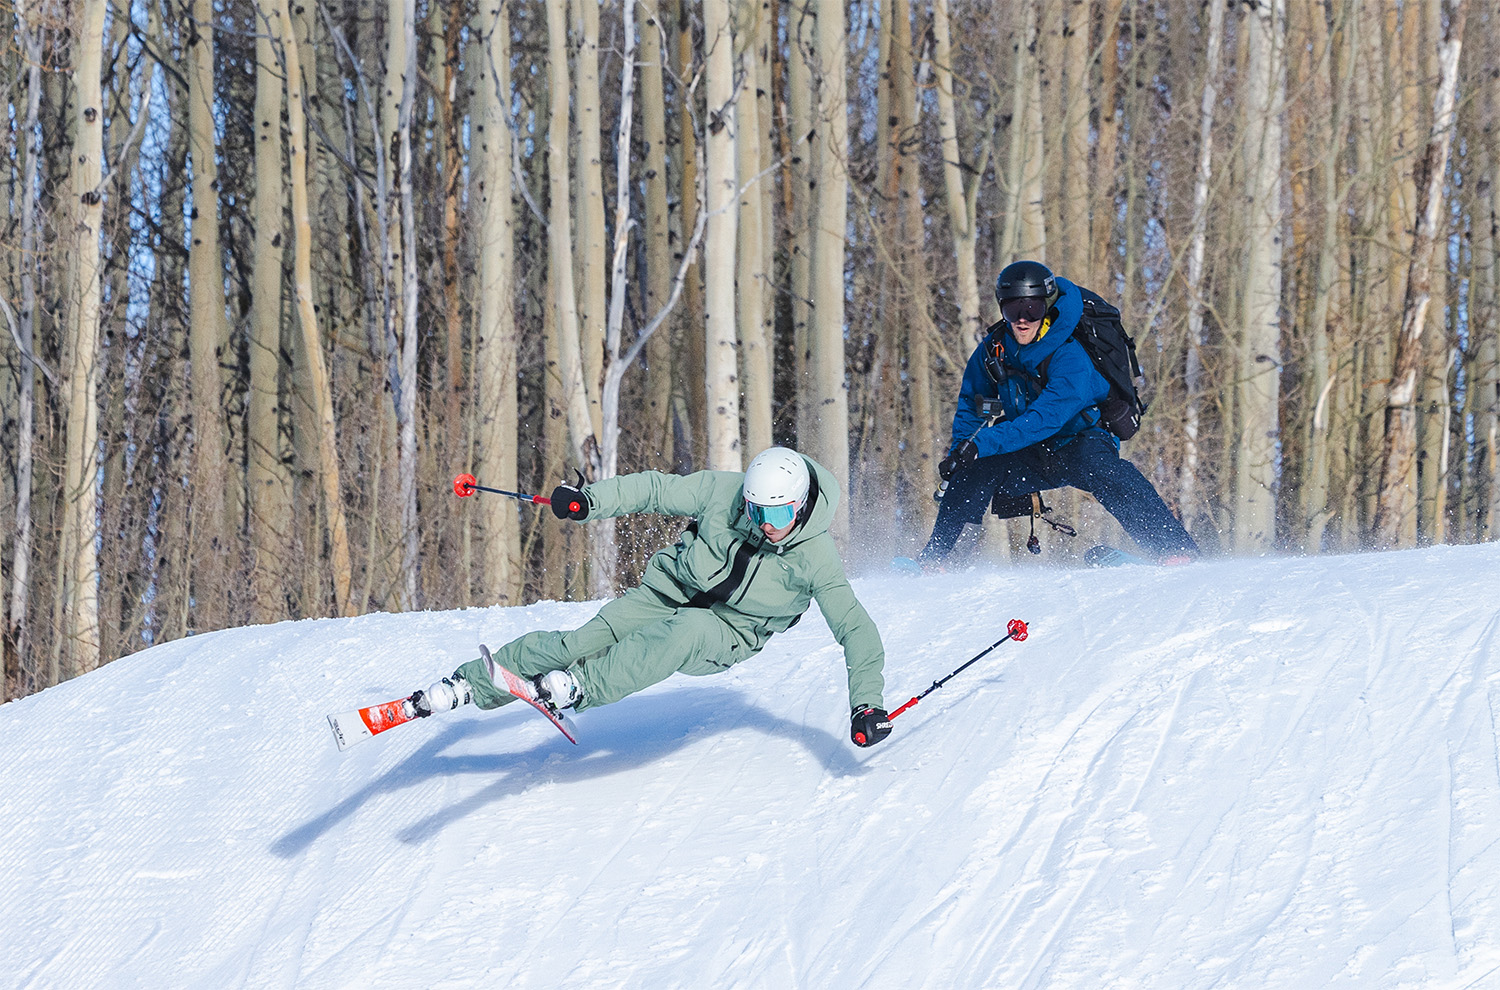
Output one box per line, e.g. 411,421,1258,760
410,447,893,748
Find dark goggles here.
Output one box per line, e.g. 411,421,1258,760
745,500,799,529
1001,296,1047,326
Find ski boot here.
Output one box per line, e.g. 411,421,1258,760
532,669,582,714
408,674,472,718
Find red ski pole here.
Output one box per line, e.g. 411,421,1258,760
888,618,1028,721
453,473,573,511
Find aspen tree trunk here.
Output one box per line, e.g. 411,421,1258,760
474,0,521,605
640,1,674,467
1001,2,1047,262
1057,0,1091,275
704,0,742,470
1179,0,1225,535
283,0,355,616
737,22,772,458
186,0,231,628
1091,0,1124,286
1416,0,1451,544
1233,0,1286,552
594,0,641,596
7,2,44,688
61,0,107,678
249,0,291,622
930,0,982,342
1302,0,1355,552
1372,0,1466,547
676,0,708,468
395,0,420,608
787,0,815,447
1479,37,1500,540
574,0,606,441
547,0,600,475
809,0,850,538
891,0,935,531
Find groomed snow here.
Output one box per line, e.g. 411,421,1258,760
3,545,1499,989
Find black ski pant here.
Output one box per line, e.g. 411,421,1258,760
919,429,1198,562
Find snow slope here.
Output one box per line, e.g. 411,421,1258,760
3,545,1499,989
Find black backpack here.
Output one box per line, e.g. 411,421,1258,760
980,285,1148,441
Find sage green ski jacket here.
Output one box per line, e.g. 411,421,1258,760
581,457,886,711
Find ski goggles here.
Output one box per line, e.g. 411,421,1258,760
745,499,800,529
1001,296,1048,325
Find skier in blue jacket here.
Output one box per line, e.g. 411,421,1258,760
917,260,1198,564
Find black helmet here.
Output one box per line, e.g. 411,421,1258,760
995,260,1055,304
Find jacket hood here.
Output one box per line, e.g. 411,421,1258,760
1002,276,1083,376
736,456,839,552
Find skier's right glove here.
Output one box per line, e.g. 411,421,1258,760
549,481,590,520
938,439,978,480
851,706,892,748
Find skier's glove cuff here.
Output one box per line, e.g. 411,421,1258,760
851,705,892,747
549,483,590,521
938,439,978,480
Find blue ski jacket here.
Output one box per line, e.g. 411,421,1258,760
948,276,1113,459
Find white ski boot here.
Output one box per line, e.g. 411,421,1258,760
532,669,582,713
409,675,471,718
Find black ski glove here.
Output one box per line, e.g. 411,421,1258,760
549,481,590,521
851,706,892,748
938,439,978,480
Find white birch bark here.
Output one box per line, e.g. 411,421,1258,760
62,0,108,677
547,0,600,475
474,0,521,604
704,0,742,470
811,0,850,537
738,26,772,457
639,0,674,465
1178,0,1224,535
186,0,231,623
283,0,355,615
930,0,982,342
574,0,607,440
1372,1,1466,547
7,0,44,685
249,0,291,622
395,0,420,608
1233,0,1286,552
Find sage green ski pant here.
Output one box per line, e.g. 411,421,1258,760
455,585,755,713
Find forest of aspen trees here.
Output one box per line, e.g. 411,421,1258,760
1,0,1497,701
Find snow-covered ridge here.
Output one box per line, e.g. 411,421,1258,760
3,545,1498,989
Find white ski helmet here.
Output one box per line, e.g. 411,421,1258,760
743,447,810,529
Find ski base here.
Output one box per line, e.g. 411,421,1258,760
481,645,579,745
1084,544,1154,568
890,556,923,576
328,696,416,752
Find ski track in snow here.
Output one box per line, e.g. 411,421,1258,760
2,546,1500,988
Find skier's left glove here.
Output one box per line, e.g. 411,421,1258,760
851,705,892,747
938,439,978,480
549,480,590,520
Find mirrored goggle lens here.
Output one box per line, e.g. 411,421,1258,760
746,501,798,529
1002,297,1047,325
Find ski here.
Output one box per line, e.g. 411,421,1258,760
1084,544,1155,568
890,556,924,576
327,695,417,752
481,645,579,745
